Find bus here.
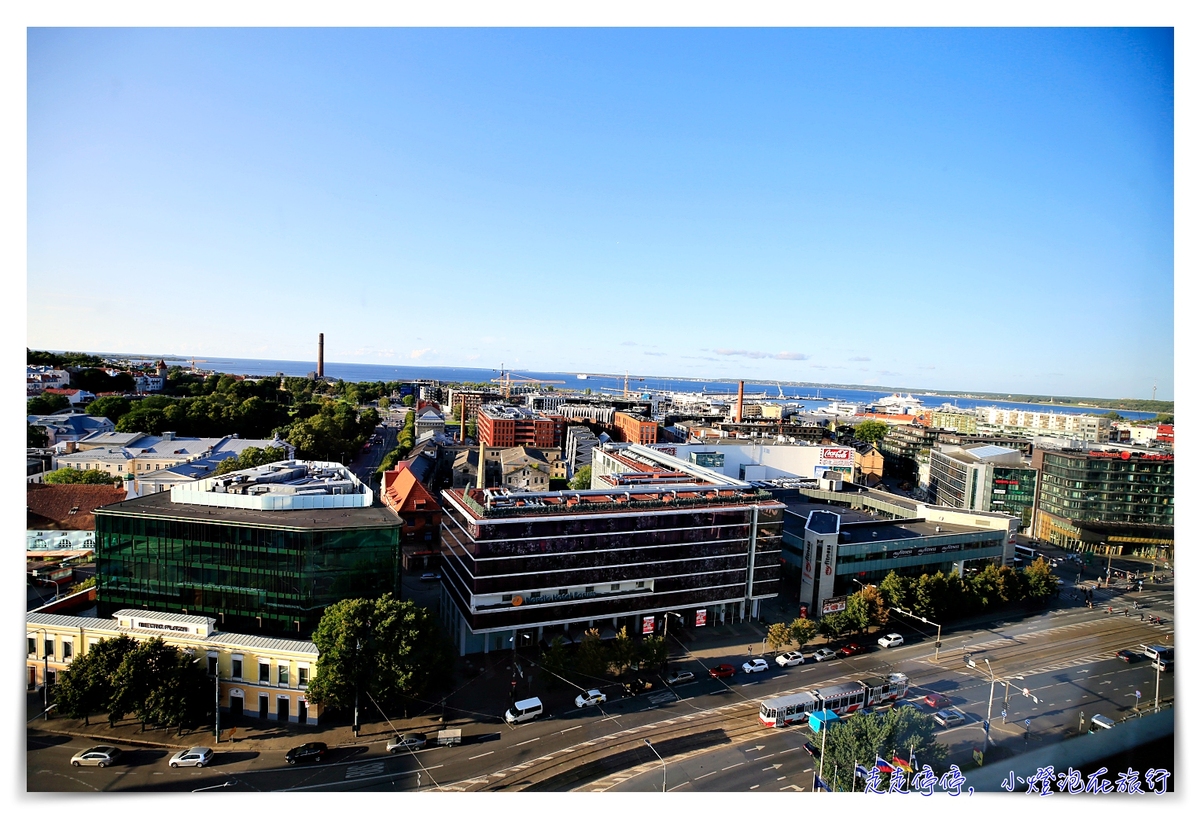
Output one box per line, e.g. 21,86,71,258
758,691,819,728
860,673,910,707
1013,543,1037,564
812,681,867,716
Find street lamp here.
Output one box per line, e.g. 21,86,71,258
890,606,943,660
643,739,666,793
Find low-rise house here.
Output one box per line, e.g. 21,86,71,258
43,387,97,406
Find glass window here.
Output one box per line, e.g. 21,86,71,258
28,636,35,656
47,670,56,687
231,657,243,679
44,637,54,659
298,666,308,687
259,662,270,684
208,655,218,676
62,641,72,660
278,665,289,686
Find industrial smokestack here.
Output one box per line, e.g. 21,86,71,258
735,380,745,423
476,439,486,490
318,333,325,378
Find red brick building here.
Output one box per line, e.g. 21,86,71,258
613,411,658,445
476,405,565,448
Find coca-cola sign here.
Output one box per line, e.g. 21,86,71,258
819,447,853,466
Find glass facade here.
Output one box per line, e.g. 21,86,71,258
990,466,1036,528
95,512,400,634
441,500,784,632
1037,452,1173,526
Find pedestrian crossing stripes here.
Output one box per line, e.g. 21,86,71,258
345,761,385,780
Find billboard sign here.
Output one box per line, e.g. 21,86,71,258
695,609,707,627
821,595,847,615
642,615,656,635
818,447,854,467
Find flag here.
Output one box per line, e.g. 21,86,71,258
875,756,894,774
854,764,871,779
892,755,913,773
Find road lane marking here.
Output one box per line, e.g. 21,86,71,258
468,751,494,760
560,726,581,733
723,762,745,771
513,737,540,746
697,770,718,779
749,784,760,790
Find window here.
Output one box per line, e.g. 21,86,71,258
278,664,289,686
62,641,72,661
636,581,645,589
298,667,308,687
208,655,218,676
231,656,243,679
610,584,620,591
259,662,271,684
28,636,35,657
47,670,56,687
45,637,54,660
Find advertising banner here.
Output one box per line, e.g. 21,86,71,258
642,615,656,635
818,447,854,467
695,609,707,627
821,595,847,615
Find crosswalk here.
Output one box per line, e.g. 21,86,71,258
345,760,385,780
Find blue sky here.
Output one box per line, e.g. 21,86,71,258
26,27,1174,399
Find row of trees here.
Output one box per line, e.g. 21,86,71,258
377,409,417,477
765,617,820,652
538,628,668,682
42,467,120,486
53,636,210,731
879,560,1057,621
823,705,949,792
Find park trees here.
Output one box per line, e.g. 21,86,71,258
766,621,793,652
853,419,890,445
789,617,819,650
307,595,453,714
28,392,70,415
1022,557,1057,600
879,571,912,611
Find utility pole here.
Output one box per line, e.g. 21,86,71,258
214,659,221,743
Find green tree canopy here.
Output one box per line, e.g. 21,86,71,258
569,466,592,490
823,705,948,792
766,622,793,652
1022,558,1057,600
28,393,71,415
853,419,890,445
72,368,135,394
789,617,818,649
116,407,168,435
402,395,415,407
28,423,49,448
43,467,118,486
307,594,453,713
87,396,132,422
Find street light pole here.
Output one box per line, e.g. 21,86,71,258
36,628,50,721
983,659,996,747
1154,661,1161,712
644,739,666,792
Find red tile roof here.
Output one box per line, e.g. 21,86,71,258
26,483,127,530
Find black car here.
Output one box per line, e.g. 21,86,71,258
1116,649,1140,663
803,741,820,757
285,742,328,765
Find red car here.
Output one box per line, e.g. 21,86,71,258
836,643,866,658
709,664,736,679
923,693,952,710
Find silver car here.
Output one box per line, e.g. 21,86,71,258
169,747,214,768
70,745,122,767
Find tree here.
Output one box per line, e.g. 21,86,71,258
307,595,453,714
788,617,818,650
378,396,390,410
69,576,97,595
402,395,415,407
43,467,118,486
28,423,49,448
569,466,592,490
1022,558,1057,601
608,627,638,675
215,445,288,475
856,584,890,627
818,611,853,639
637,635,668,671
28,393,70,415
54,634,139,728
73,367,135,394
574,629,608,679
766,622,793,652
844,593,872,634
823,705,948,792
87,396,132,422
878,571,911,611
854,420,890,445
538,636,570,684
116,407,168,435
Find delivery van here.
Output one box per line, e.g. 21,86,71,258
504,697,543,724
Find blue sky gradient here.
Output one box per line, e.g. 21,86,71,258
27,27,1174,398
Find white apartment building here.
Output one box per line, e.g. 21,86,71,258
974,406,1111,442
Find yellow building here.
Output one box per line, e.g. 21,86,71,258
27,609,322,725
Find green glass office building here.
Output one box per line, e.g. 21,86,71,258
95,483,402,635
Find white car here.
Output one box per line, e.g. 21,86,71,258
812,648,837,662
742,658,770,674
933,709,967,728
878,633,904,648
168,747,214,768
574,689,607,708
775,651,805,667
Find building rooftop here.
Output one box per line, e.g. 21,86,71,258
94,484,400,530
168,460,371,511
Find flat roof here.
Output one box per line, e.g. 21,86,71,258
93,489,401,530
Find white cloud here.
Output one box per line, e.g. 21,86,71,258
410,348,435,360
713,349,810,361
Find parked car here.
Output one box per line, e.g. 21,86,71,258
933,709,966,727
802,741,820,757
665,670,696,685
387,733,427,752
709,663,737,679
836,642,866,658
285,742,328,765
812,648,837,662
168,747,213,768
877,633,904,648
575,689,608,708
419,572,441,582
923,693,952,709
624,678,655,695
1116,649,1140,663
775,651,805,667
742,658,770,674
70,745,122,768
